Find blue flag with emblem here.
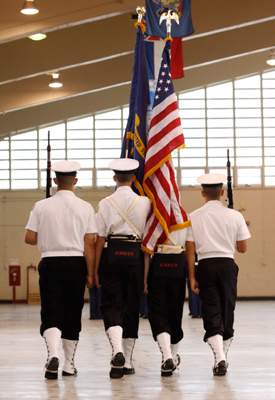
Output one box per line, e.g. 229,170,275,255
121,23,152,196
145,0,194,39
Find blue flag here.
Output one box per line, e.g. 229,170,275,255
121,24,152,196
145,0,194,39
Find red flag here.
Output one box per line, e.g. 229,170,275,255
145,36,184,80
171,38,184,79
142,39,190,254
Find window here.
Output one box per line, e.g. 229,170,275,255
178,89,206,186
1,69,275,190
95,109,123,187
177,70,275,186
11,131,38,189
0,138,10,189
234,75,262,184
67,117,94,187
262,70,275,186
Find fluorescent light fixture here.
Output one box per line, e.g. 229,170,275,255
266,49,275,66
28,33,47,41
49,73,63,88
21,0,39,15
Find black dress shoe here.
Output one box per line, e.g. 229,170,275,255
62,367,78,376
123,367,135,375
161,358,174,377
213,360,227,376
109,352,125,379
45,357,59,379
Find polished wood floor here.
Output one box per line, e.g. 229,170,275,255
0,301,274,400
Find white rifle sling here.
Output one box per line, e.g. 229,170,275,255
107,196,142,239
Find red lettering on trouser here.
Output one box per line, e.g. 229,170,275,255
159,263,178,268
115,251,134,256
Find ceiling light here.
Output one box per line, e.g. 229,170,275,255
21,0,39,15
266,49,275,66
49,73,63,88
28,33,47,41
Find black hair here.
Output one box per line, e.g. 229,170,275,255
114,171,135,183
202,184,223,200
55,173,76,188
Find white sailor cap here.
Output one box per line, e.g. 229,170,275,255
108,158,139,173
197,173,227,186
52,160,81,175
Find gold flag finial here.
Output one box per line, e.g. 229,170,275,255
136,6,145,23
159,9,179,39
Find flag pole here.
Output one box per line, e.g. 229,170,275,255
125,5,146,159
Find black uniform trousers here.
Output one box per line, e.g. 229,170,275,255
147,259,186,344
197,257,238,342
38,256,87,340
99,248,144,339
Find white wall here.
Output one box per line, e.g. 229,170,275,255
0,186,272,301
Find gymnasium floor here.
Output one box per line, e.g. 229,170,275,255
0,301,274,400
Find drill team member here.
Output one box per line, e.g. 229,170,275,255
25,161,97,379
186,173,251,376
144,226,189,377
94,158,151,379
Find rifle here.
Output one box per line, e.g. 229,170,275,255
46,130,52,198
227,149,233,209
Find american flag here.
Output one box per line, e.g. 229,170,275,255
142,39,190,254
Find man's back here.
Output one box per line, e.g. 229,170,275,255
188,200,250,260
26,190,96,256
97,186,151,238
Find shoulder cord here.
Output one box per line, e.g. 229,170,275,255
107,196,141,239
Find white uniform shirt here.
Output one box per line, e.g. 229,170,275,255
25,190,97,258
167,221,190,248
97,186,151,238
186,200,251,261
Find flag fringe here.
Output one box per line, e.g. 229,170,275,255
135,22,146,33
126,131,134,141
142,245,154,255
170,220,191,232
134,179,145,196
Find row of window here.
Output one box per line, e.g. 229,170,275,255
0,70,275,189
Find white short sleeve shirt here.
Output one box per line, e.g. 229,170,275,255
97,186,151,238
25,190,97,258
186,200,251,260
